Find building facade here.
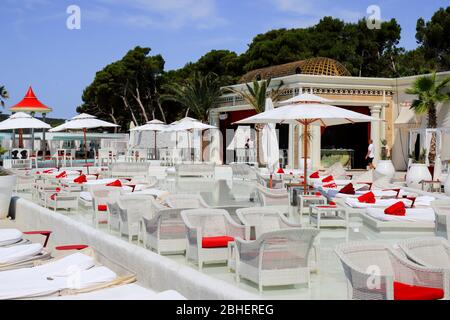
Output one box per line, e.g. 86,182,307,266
212,58,450,171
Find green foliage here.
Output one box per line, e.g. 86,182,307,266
160,72,222,122
0,146,8,156
406,72,450,128
77,7,450,130
226,78,284,114
416,7,450,71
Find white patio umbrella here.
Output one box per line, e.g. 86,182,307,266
236,93,379,192
261,98,280,187
130,119,167,159
0,112,51,149
163,117,217,162
49,113,119,165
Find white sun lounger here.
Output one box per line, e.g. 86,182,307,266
0,229,27,247
0,252,132,300
0,243,51,271
360,207,436,233
42,284,186,300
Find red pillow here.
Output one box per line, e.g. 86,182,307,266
74,175,87,184
277,167,285,174
56,171,67,179
385,202,406,216
202,236,234,248
339,183,356,195
323,183,337,188
322,175,334,183
358,192,376,204
106,180,122,187
310,171,320,179
97,204,108,212
50,193,58,201
394,282,444,300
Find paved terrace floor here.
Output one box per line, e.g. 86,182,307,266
12,174,437,300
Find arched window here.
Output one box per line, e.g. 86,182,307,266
295,67,302,74
255,74,262,81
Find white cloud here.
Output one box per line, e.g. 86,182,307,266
271,0,364,25
96,0,227,29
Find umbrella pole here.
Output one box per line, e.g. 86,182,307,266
154,130,157,160
83,128,89,174
19,129,24,149
303,121,308,195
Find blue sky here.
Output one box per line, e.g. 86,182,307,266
0,0,447,118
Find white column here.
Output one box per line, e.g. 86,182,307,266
311,125,321,169
370,105,382,163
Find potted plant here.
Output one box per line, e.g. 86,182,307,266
406,148,432,189
374,139,396,181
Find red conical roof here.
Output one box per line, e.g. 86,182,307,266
10,86,52,113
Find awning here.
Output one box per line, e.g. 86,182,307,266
394,107,421,128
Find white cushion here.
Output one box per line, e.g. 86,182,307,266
79,192,92,202
0,229,23,246
0,243,43,264
366,208,435,222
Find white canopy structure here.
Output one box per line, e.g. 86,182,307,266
130,120,167,159
409,127,450,180
261,98,279,173
0,112,51,150
236,93,378,191
0,112,51,130
163,117,217,162
49,113,119,163
49,114,119,132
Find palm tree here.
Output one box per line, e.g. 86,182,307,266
226,78,284,165
406,72,450,164
160,72,222,122
0,86,9,108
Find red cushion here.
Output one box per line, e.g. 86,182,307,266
106,180,122,187
358,192,376,204
339,183,356,195
74,174,87,184
55,245,89,251
97,204,108,212
394,282,444,300
310,171,320,179
385,202,406,216
323,183,337,188
277,167,285,174
56,171,67,178
202,236,234,248
322,175,334,183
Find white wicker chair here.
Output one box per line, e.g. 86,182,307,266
236,207,298,238
117,195,154,242
175,163,215,178
91,187,122,228
106,201,121,233
181,209,249,270
432,199,450,240
230,163,257,180
335,241,450,300
45,192,78,212
398,237,450,269
256,185,289,208
163,194,209,209
235,229,319,292
141,208,186,254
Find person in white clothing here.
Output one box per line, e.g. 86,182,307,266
365,140,376,170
